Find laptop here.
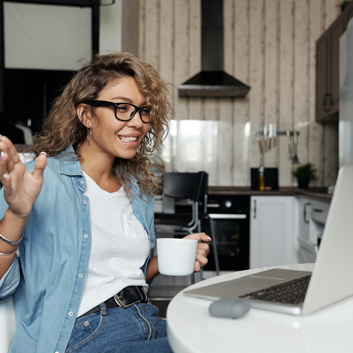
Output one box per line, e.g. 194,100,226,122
184,165,353,316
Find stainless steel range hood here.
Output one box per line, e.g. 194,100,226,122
178,0,250,98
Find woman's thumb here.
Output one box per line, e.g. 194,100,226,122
32,152,47,180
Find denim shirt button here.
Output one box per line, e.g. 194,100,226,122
68,311,74,317
84,234,89,239
83,200,87,205
78,273,83,279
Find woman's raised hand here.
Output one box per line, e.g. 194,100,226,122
0,135,47,219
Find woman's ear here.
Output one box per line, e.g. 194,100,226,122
76,103,92,128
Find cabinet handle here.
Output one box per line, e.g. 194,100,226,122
208,214,247,219
323,93,332,112
313,208,323,213
304,202,311,224
253,199,257,219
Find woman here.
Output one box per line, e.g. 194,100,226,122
0,52,210,353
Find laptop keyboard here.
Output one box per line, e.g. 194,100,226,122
239,274,312,305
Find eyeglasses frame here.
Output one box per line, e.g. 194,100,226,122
83,100,154,124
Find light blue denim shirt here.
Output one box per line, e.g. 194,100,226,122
0,147,155,353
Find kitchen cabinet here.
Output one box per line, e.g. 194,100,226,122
295,196,311,241
316,1,353,122
309,198,330,247
250,196,295,269
316,17,345,122
295,196,313,263
295,196,331,264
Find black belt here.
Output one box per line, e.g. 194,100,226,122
79,286,148,318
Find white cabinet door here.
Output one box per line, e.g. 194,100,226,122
295,196,312,264
295,196,311,241
295,197,331,264
250,196,295,268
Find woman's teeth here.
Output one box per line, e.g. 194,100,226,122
119,136,137,142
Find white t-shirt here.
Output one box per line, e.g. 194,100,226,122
77,172,150,317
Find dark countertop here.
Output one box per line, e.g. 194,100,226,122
14,144,332,201
208,186,332,201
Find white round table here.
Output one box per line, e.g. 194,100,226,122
167,264,353,353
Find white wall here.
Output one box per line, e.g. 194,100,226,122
4,2,92,70
99,0,122,54
4,0,123,70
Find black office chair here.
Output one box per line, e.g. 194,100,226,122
154,171,220,277
196,173,220,276
149,172,219,314
154,171,205,236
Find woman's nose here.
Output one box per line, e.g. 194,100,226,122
126,111,143,128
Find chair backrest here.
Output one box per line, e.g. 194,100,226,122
0,298,16,352
198,172,209,214
162,172,206,201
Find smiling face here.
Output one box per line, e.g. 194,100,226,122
78,76,151,161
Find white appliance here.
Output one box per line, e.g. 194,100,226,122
339,18,353,167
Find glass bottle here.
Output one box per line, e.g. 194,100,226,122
258,165,265,191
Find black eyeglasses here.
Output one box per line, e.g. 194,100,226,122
84,100,154,123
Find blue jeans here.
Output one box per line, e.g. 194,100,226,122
65,302,173,353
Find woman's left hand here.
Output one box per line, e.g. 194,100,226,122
183,233,211,272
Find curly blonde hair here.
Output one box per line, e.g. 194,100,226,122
28,52,171,195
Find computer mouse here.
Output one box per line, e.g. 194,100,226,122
209,299,251,319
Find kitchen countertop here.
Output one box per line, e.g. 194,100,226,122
208,186,332,201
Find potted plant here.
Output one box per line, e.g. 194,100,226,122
339,0,351,12
292,163,317,189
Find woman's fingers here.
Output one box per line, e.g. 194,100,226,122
183,233,211,272
0,152,13,188
183,232,211,242
194,241,210,272
6,137,21,170
0,135,20,174
196,251,209,267
32,153,47,181
0,136,47,218
197,242,210,256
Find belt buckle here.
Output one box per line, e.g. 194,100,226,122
113,287,147,309
137,286,148,303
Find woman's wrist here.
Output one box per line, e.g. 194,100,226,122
146,255,159,283
5,207,30,224
0,232,23,246
0,208,28,246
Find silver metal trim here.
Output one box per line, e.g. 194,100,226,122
208,214,247,219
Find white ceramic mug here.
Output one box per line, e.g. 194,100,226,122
157,238,198,276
